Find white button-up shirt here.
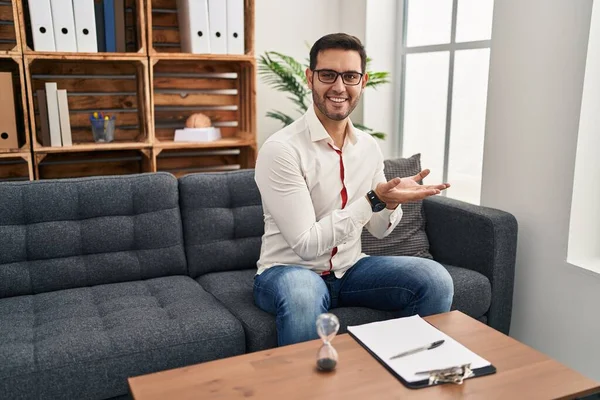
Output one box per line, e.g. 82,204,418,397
255,106,403,277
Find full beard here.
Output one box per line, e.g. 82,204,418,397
313,91,359,121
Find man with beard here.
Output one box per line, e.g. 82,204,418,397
254,33,454,346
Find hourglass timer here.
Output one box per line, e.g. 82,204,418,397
316,313,340,372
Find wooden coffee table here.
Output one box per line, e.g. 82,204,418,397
128,311,600,399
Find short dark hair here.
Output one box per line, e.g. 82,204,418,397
309,33,367,73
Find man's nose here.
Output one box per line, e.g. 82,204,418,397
331,75,346,92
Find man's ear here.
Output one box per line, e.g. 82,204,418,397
362,72,369,89
306,68,313,90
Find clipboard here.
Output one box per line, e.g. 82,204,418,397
349,330,496,389
347,315,497,389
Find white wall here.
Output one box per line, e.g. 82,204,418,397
255,0,398,158
339,0,367,129
482,0,600,380
363,0,398,160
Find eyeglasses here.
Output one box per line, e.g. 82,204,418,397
312,69,364,86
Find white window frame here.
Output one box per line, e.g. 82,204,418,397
396,0,492,186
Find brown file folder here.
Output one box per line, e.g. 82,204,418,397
0,72,19,149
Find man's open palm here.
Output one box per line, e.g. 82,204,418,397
375,169,450,207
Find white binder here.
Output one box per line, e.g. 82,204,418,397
208,0,227,54
226,0,244,54
27,0,56,51
49,0,78,51
44,82,62,147
177,0,211,54
57,90,73,146
72,0,98,52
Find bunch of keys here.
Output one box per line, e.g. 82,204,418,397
416,363,474,385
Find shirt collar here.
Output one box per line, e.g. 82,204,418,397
305,105,358,146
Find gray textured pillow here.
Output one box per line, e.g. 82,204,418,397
361,153,433,259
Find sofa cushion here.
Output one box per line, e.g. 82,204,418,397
0,276,245,400
178,170,264,278
197,269,395,352
0,173,187,299
361,154,433,259
197,265,491,352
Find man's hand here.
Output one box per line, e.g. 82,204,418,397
375,169,450,208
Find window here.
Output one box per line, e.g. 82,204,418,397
398,0,494,204
567,0,600,274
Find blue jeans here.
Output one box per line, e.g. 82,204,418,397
253,256,454,346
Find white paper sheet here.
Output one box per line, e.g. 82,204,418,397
347,315,491,383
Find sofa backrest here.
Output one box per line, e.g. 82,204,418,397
0,173,187,299
178,170,264,278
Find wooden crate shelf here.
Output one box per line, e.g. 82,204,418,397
147,0,254,56
24,54,152,150
33,142,151,153
147,52,255,62
17,0,146,56
154,137,253,149
154,147,247,178
0,151,33,181
9,0,256,180
150,56,256,161
0,0,21,54
20,52,148,61
34,148,152,179
0,54,29,153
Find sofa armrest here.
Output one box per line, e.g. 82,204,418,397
423,196,518,335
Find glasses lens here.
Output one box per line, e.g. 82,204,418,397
318,70,337,83
342,72,361,85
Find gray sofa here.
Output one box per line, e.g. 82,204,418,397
0,169,517,400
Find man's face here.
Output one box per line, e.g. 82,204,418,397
306,49,368,121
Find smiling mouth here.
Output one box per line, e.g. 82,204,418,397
327,96,348,103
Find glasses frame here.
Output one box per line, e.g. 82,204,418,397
312,69,365,86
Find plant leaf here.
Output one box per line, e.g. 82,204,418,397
266,110,296,127
258,53,310,110
365,71,391,89
268,51,308,85
353,123,372,132
354,123,387,140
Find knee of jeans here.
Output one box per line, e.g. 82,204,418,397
284,289,328,319
419,259,455,300
277,271,329,313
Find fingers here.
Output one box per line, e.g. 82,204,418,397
411,188,442,200
410,169,430,182
423,183,451,190
378,177,402,193
397,189,439,203
402,185,450,202
379,180,450,204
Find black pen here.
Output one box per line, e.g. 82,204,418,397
389,339,445,360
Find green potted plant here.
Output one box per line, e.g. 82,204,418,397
258,51,390,139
